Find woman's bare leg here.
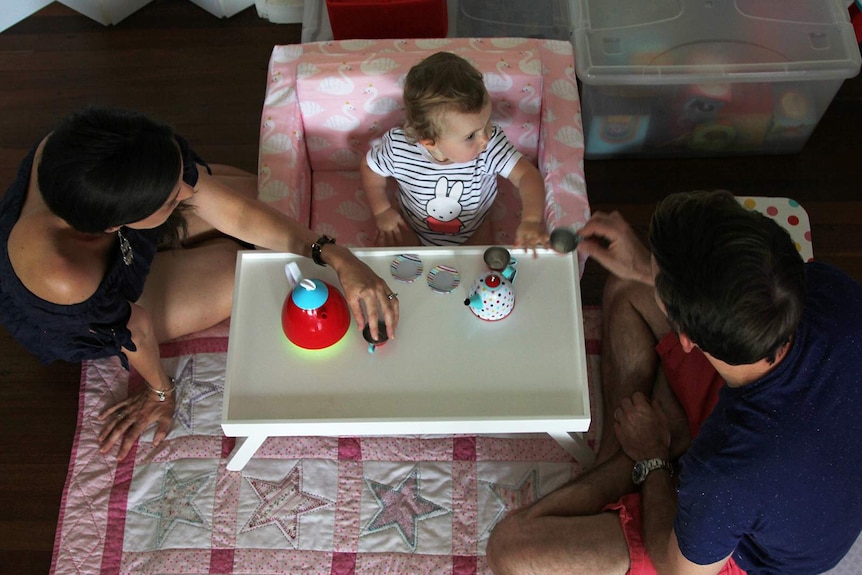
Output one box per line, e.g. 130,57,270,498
183,164,258,241
136,238,242,342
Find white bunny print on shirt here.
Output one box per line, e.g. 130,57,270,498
425,177,465,234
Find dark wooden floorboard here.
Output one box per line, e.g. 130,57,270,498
0,3,302,572
0,2,860,572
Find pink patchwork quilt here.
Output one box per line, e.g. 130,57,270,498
45,299,862,574
50,309,604,574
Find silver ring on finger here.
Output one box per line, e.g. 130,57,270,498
387,293,398,301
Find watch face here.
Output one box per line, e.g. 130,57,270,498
632,459,670,485
632,462,647,485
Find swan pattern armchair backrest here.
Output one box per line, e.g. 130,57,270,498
258,37,590,253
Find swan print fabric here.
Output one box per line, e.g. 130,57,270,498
257,38,590,253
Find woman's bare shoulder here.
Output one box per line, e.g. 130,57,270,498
8,221,107,305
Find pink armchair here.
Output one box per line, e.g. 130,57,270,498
257,38,589,263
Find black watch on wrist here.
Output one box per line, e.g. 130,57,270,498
311,235,336,266
632,458,673,485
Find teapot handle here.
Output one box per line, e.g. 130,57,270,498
285,262,303,287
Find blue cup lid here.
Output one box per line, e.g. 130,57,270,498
291,279,329,310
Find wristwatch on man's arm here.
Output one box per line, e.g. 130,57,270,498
632,458,673,485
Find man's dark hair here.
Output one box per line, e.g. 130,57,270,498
38,107,182,234
649,190,807,365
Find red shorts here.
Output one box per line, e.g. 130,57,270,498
606,493,746,575
604,333,746,575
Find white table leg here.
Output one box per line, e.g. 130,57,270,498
225,434,268,472
548,431,596,468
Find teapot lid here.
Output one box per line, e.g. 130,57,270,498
292,279,329,310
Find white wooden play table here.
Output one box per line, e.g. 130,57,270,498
221,247,591,471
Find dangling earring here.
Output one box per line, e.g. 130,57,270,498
117,228,134,266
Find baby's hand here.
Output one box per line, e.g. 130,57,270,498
514,221,550,255
374,208,409,247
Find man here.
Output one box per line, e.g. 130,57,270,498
487,191,862,574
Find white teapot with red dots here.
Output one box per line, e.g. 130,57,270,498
464,247,518,321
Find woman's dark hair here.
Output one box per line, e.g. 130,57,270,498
649,190,807,365
38,107,183,235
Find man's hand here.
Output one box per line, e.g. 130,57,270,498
614,392,671,462
577,211,654,284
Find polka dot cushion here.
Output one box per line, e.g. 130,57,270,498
737,196,814,262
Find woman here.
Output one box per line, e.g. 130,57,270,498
0,107,399,460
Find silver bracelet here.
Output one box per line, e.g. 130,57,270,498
146,377,176,402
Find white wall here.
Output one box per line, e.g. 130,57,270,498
0,0,260,34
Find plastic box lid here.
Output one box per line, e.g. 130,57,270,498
572,0,862,85
457,0,573,40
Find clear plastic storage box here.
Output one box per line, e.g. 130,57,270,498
300,0,577,43
456,0,573,40
572,0,862,158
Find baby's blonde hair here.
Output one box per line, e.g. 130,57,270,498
402,52,489,143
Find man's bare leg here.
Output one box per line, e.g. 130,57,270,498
486,454,634,574
486,276,672,574
594,275,671,465
485,385,689,574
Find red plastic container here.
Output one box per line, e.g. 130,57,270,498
281,279,351,350
325,0,448,40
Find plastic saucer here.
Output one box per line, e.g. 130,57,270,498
427,265,460,294
390,254,424,283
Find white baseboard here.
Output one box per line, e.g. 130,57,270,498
255,0,305,24
188,0,255,18
58,0,154,25
0,0,258,33
0,0,52,34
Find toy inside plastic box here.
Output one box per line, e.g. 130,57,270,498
572,0,862,158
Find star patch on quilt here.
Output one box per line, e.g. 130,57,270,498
363,465,450,552
480,467,541,539
173,357,224,434
242,461,334,545
131,466,215,549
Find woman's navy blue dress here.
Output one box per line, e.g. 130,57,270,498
0,136,206,369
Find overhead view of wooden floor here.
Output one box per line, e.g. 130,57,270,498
0,2,860,572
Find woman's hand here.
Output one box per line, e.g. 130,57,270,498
328,245,400,341
98,390,175,460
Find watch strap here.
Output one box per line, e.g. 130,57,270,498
633,458,673,485
311,235,336,266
